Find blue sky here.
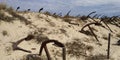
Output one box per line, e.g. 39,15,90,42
0,0,120,16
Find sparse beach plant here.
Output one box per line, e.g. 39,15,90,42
0,11,14,22
0,3,31,25
80,15,88,21
0,3,7,10
36,34,49,44
116,33,120,38
2,30,8,36
25,54,47,60
44,11,52,16
63,18,71,23
66,40,93,58
85,54,107,60
102,34,108,40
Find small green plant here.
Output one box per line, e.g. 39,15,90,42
2,30,8,36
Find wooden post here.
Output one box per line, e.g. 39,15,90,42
107,33,111,59
63,47,66,60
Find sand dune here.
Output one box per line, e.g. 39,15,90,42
0,8,120,60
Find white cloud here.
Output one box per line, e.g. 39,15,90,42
2,0,120,16
70,0,120,6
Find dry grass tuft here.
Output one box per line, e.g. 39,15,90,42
0,3,31,25
35,34,49,44
0,12,14,22
2,30,8,36
25,54,47,60
44,11,52,16
80,15,88,20
116,33,120,38
0,3,7,10
79,30,93,36
85,54,107,60
66,39,93,58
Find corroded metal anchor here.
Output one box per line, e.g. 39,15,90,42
80,22,102,42
39,40,66,60
12,34,66,60
11,35,34,53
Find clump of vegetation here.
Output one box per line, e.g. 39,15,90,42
9,11,31,25
44,11,52,16
43,11,62,18
45,19,56,27
0,3,31,25
2,30,8,36
79,30,93,36
0,3,7,10
103,36,108,40
25,54,47,60
85,54,107,60
35,34,49,44
80,15,88,21
102,35,108,40
59,29,69,37
65,39,93,58
60,29,66,33
63,18,71,23
5,46,12,55
0,3,14,22
0,3,14,13
0,12,14,22
116,33,120,38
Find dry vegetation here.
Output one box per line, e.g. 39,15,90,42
116,33,120,38
85,54,107,60
66,39,94,58
0,3,31,25
2,30,8,36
